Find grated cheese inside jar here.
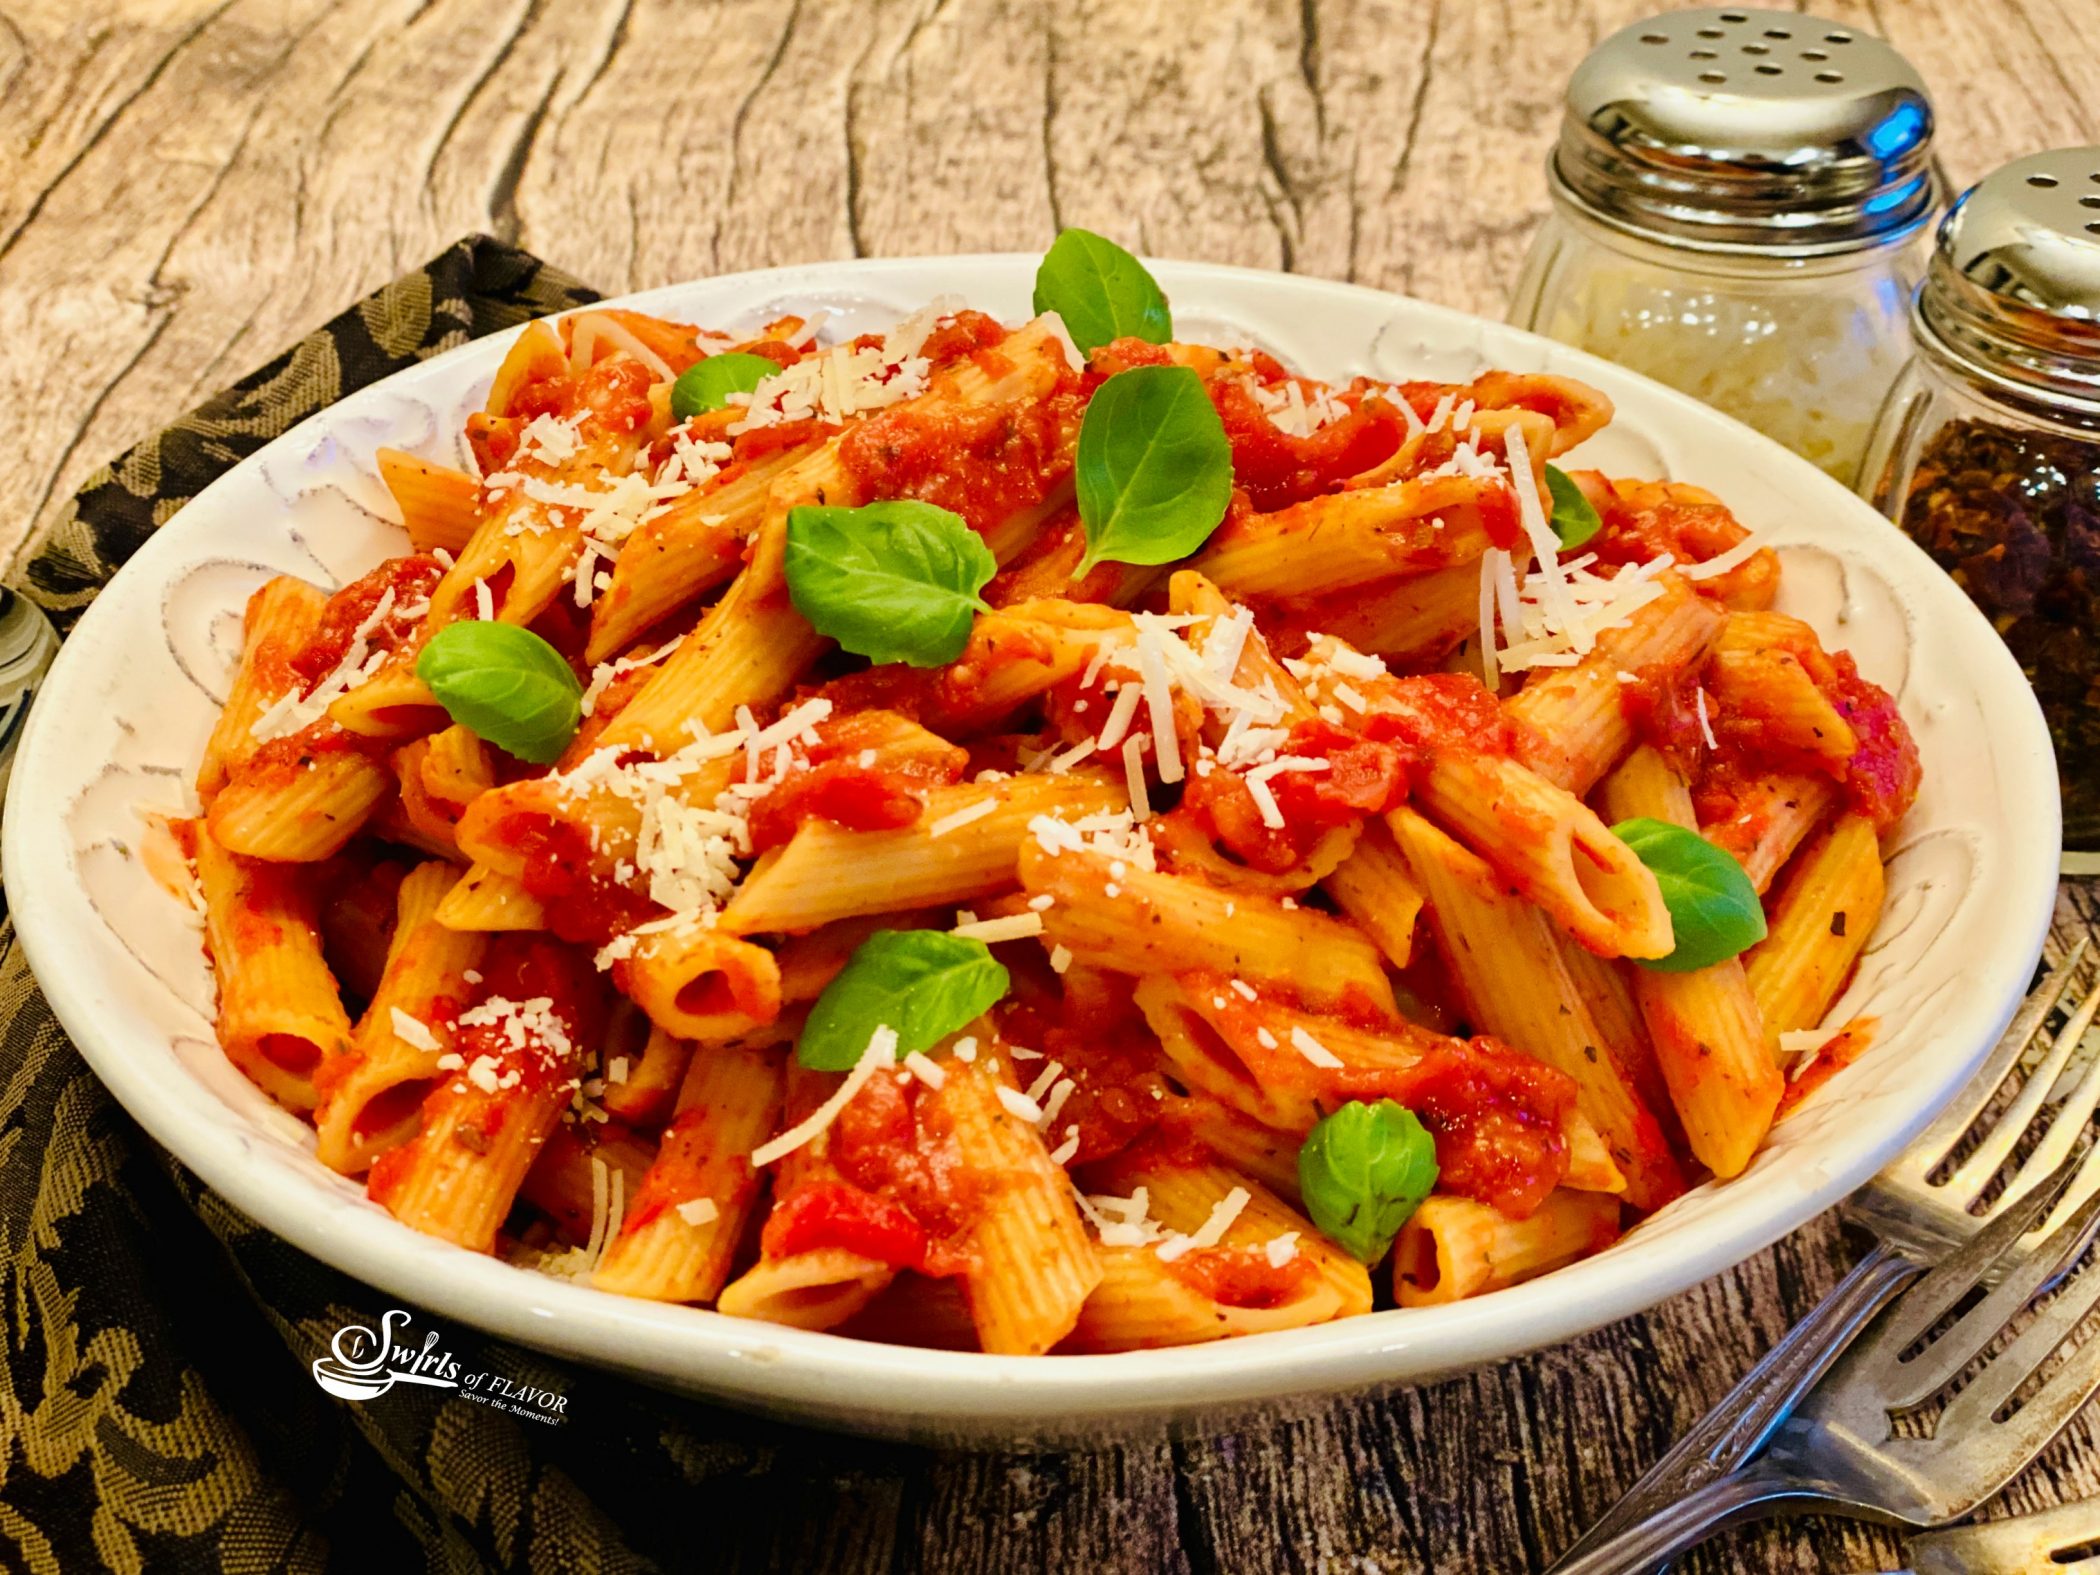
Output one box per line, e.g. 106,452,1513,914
1513,216,1922,482
1510,8,1936,486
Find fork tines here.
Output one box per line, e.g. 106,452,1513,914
1839,1137,2100,1484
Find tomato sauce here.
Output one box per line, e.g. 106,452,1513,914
1620,660,1707,775
1328,1036,1575,1219
742,710,968,851
1209,376,1405,514
732,416,837,464
921,310,1009,363
740,339,805,371
1180,718,1406,873
839,375,1085,534
1009,974,1175,1167
1825,653,1920,828
291,555,445,687
1694,637,1920,833
766,1072,977,1274
510,355,657,437
366,938,606,1210
463,936,609,1093
1358,672,1520,767
510,812,659,947
1165,1244,1319,1308
761,1180,952,1273
746,764,928,851
1586,479,1746,573
230,720,390,805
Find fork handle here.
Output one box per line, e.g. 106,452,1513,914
1552,1243,1920,1565
1544,1466,1831,1575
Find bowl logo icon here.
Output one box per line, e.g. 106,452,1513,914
311,1309,462,1401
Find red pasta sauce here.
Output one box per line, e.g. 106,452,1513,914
1179,718,1407,873
762,1072,977,1277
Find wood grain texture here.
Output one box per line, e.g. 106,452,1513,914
2,1,2096,1570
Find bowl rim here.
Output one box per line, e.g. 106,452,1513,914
4,251,2060,1428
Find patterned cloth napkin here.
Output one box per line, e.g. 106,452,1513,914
0,239,842,1574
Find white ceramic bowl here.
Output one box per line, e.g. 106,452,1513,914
4,256,2059,1444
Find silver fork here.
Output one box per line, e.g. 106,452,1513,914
1553,942,2100,1564
1897,1493,2100,1573
1550,1138,2100,1571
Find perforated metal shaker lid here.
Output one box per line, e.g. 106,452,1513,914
1553,7,1937,255
1915,149,2100,409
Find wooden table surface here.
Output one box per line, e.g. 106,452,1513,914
6,1,2100,1570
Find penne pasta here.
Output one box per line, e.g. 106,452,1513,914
1506,572,1725,795
197,576,328,803
724,776,1124,935
1389,806,1685,1211
593,1039,785,1301
1745,813,1886,1037
1191,475,1511,598
314,861,488,1173
167,283,1923,1352
192,822,351,1113
1393,1190,1622,1306
1068,1160,1370,1351
377,448,481,557
1025,845,1399,1019
1597,746,1781,1179
931,1059,1101,1354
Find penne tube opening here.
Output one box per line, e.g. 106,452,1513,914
1566,818,1673,960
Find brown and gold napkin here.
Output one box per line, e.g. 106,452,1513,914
0,239,900,1574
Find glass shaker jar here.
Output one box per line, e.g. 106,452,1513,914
1859,149,2100,851
1509,7,1938,485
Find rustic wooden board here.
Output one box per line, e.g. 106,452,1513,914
2,1,2095,1569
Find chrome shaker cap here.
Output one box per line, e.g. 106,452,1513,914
1553,7,1937,255
1915,149,2100,411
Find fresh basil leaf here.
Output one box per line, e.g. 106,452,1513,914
1613,817,1768,973
1545,464,1602,550
798,930,1011,1071
1032,228,1172,355
671,352,779,420
415,620,582,765
1074,365,1234,574
1297,1100,1439,1264
784,500,996,667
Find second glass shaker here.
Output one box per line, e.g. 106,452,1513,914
1861,149,2100,852
1509,7,1938,485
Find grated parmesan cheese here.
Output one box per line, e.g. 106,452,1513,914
751,1025,898,1167
950,912,1045,944
928,798,999,838
997,1085,1046,1123
389,1008,441,1053
1289,1025,1343,1070
1681,530,1767,583
1077,1186,1166,1248
1122,734,1153,821
249,583,410,743
901,1051,947,1090
727,297,958,434
1155,1187,1251,1263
